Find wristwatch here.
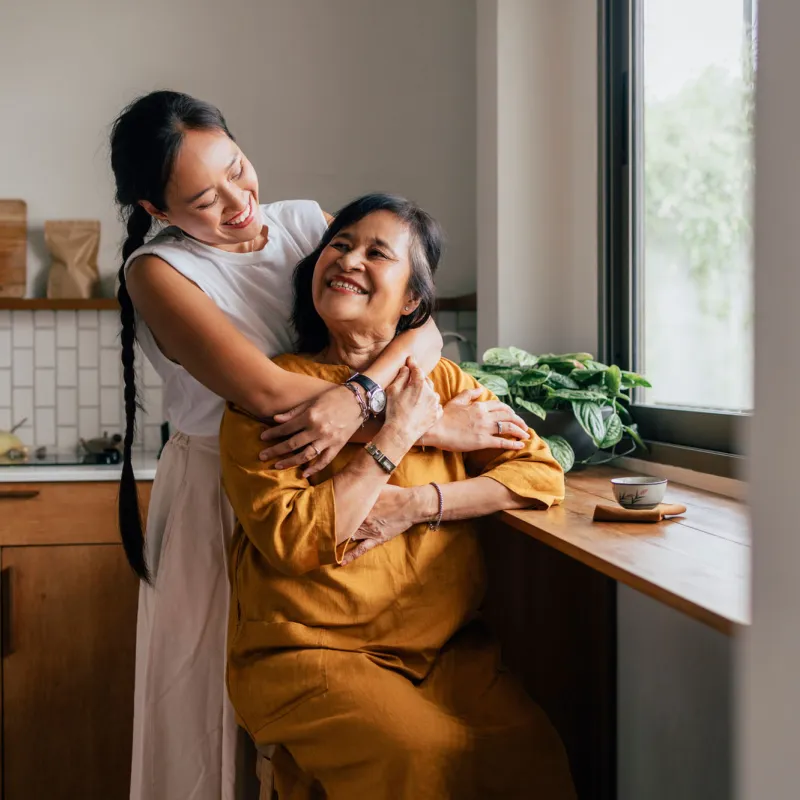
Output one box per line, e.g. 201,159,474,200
365,442,397,474
345,373,387,416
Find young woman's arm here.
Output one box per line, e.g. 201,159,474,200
128,256,332,411
127,256,440,468
262,385,532,474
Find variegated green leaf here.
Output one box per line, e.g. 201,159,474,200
482,348,517,366
572,368,608,385
460,361,482,376
516,369,550,387
542,435,575,473
621,371,652,388
547,371,581,390
537,352,594,364
604,365,622,396
508,346,539,367
571,401,606,447
599,413,623,449
474,373,510,397
584,360,609,371
547,388,608,402
514,398,547,419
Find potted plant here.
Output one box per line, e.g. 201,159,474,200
460,348,650,472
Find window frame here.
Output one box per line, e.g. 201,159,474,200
598,0,750,470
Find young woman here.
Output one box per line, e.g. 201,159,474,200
110,91,530,800
219,194,576,799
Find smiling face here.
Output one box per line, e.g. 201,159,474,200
140,128,262,250
311,210,422,342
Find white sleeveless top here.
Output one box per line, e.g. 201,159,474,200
125,200,328,436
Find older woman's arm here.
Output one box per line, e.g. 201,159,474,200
342,362,565,563
343,438,564,563
341,477,538,564
220,360,442,575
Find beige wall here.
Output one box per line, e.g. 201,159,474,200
477,0,598,357
0,0,476,297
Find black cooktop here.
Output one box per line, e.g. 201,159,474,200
0,450,122,467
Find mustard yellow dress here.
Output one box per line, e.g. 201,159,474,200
220,356,576,800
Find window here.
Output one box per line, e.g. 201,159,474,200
601,0,757,458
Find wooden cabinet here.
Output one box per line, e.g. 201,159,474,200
481,524,616,800
0,481,151,800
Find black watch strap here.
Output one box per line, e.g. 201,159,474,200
345,373,381,397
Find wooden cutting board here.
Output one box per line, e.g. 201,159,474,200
0,200,27,298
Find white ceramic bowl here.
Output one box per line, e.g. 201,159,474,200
610,476,668,510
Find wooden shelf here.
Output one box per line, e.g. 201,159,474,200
0,298,118,311
495,465,750,634
436,293,476,312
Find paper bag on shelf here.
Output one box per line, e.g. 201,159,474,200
45,219,100,299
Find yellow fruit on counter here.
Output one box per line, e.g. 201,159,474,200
0,431,27,458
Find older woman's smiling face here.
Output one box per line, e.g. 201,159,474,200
312,211,422,338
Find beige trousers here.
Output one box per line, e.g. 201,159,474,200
130,432,259,800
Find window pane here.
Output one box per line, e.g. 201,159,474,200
636,0,755,412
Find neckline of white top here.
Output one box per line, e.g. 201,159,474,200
169,220,274,265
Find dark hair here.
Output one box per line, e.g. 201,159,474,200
292,193,442,354
110,90,234,582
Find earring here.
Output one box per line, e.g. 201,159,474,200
403,305,410,312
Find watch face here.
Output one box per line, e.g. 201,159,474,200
369,389,387,414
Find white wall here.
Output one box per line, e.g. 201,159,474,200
0,0,476,297
737,1,800,797
476,4,733,798
618,587,733,800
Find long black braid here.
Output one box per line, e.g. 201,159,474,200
109,90,234,581
116,206,152,580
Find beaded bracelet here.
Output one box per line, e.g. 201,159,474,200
343,381,370,426
428,482,444,530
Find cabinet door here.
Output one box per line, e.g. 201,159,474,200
1,544,139,800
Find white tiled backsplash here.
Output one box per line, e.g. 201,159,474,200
0,309,164,453
0,308,477,453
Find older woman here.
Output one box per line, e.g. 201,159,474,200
219,194,576,799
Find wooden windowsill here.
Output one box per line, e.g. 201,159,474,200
497,465,750,635
0,298,118,311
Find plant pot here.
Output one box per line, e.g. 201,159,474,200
519,407,614,463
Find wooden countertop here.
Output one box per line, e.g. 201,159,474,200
497,466,750,634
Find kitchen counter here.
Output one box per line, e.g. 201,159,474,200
497,465,749,634
0,452,160,483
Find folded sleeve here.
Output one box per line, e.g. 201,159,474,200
219,405,342,575
436,359,566,508
475,443,565,509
